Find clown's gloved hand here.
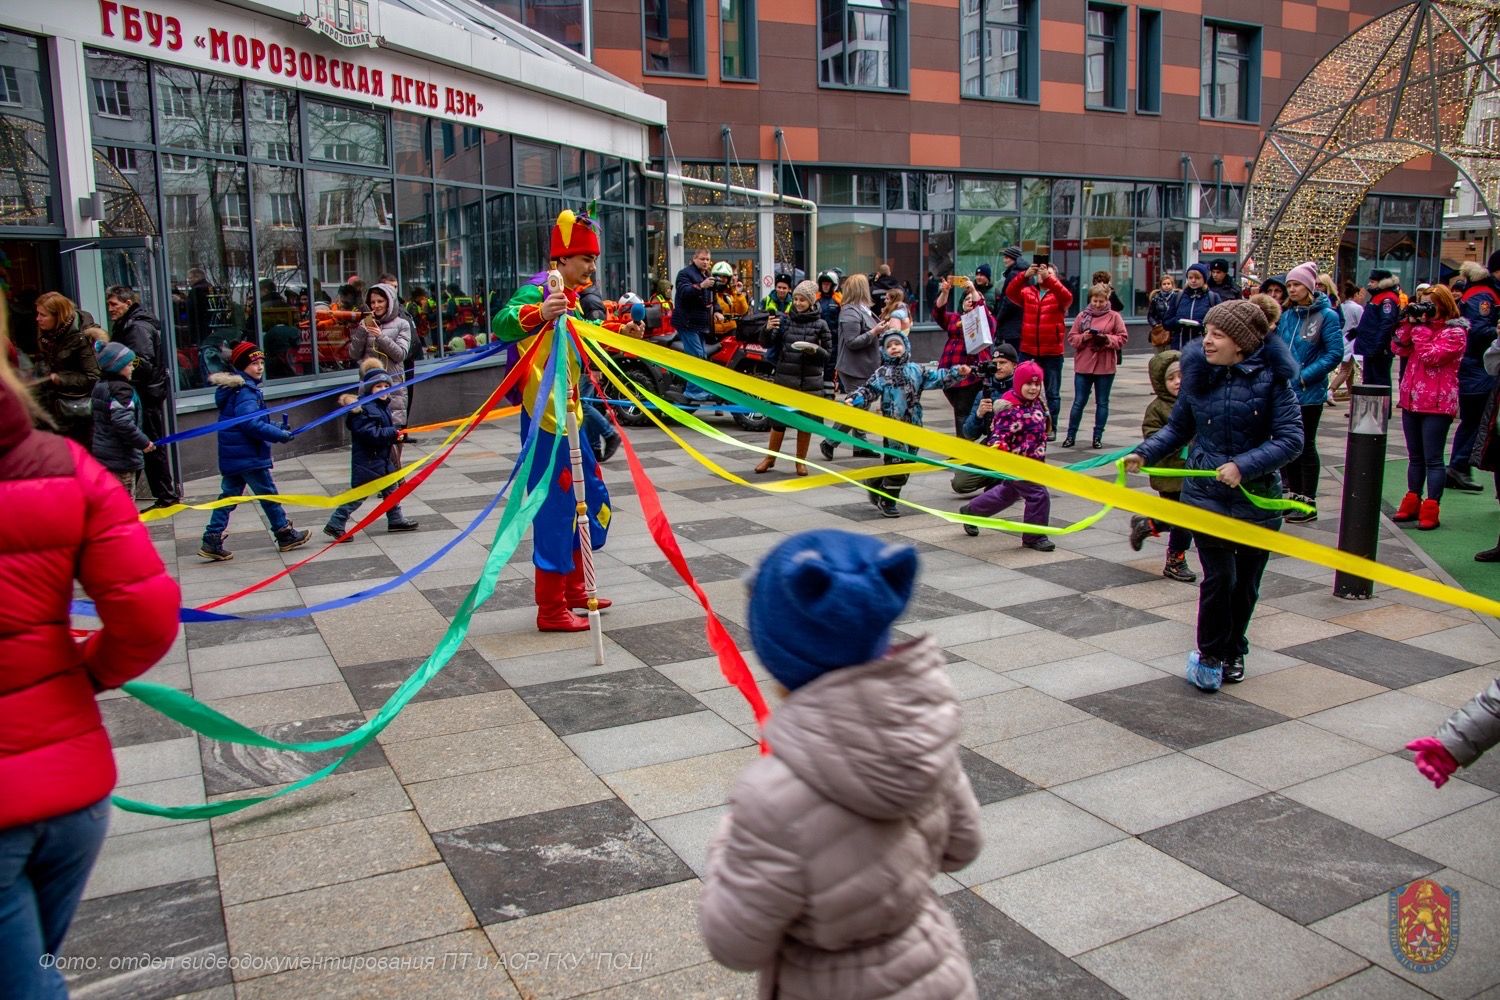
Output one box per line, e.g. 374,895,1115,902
1406,737,1459,789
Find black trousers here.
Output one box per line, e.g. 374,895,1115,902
1285,403,1324,501
140,403,181,503
1450,391,1488,475
1193,533,1272,664
943,383,982,437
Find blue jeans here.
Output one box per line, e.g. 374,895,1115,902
1403,410,1453,500
677,327,712,399
0,798,111,1000
582,401,616,455
204,467,289,537
1066,372,1115,440
326,485,405,534
1020,352,1064,430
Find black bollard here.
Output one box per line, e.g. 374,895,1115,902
1334,384,1392,599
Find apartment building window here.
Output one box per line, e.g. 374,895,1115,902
1137,8,1161,113
91,78,130,118
643,0,705,77
158,84,191,119
721,0,757,81
103,146,138,173
961,0,1035,102
164,193,197,230
1085,3,1125,110
268,192,298,227
0,67,19,106
1201,20,1261,122
221,192,250,229
161,153,194,172
821,0,907,91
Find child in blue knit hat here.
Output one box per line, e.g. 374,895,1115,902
90,341,155,495
323,358,420,541
843,330,972,518
699,529,982,1000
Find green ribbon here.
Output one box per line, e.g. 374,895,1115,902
111,324,571,819
1132,463,1314,513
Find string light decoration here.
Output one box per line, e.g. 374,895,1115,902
1243,0,1500,274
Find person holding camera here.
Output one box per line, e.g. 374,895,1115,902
953,344,1017,495
1390,285,1469,531
1163,264,1220,351
932,275,997,435
1004,258,1072,439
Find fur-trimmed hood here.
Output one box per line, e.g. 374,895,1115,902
367,282,401,326
1148,349,1181,405
1371,275,1401,291
1460,260,1491,285
208,371,247,389
1179,328,1298,396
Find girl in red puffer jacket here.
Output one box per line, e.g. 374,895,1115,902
1391,285,1469,531
0,298,180,1000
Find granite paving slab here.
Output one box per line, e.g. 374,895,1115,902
1184,720,1384,790
670,515,776,541
951,791,1129,886
974,838,1237,956
564,710,754,773
896,582,990,623
573,961,755,1000
1003,593,1167,638
1015,554,1161,591
288,552,402,588
435,798,693,923
63,876,230,1000
603,746,761,820
83,823,216,900
974,717,1173,787
339,647,508,712
372,689,537,744
1302,966,1443,1000
1051,753,1263,834
646,803,727,878
958,747,1042,805
1142,792,1439,924
198,713,389,796
230,929,520,1000
943,890,1123,999
1070,676,1291,751
406,754,614,832
1302,690,1462,753
1224,663,1389,718
421,577,537,617
99,695,194,748
608,616,753,667
183,608,321,650
383,720,571,783
518,666,704,736
959,687,1093,747
1281,755,1496,838
1283,631,1476,689
209,767,413,845
635,552,748,588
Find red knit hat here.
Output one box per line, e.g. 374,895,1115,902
230,341,265,370
549,209,601,260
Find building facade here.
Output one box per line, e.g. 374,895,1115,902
0,0,663,446
576,0,1457,317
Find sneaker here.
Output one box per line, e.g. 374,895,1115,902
1022,535,1056,552
1185,651,1223,692
819,439,837,461
198,534,234,561
1163,552,1197,583
1283,495,1318,524
868,488,885,511
274,526,312,552
1128,515,1157,552
387,519,420,532
878,498,901,518
323,525,353,544
959,504,979,537
1060,437,1076,448
1223,655,1245,684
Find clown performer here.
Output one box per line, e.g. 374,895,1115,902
492,209,614,635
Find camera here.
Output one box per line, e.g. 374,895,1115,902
1404,301,1436,320
974,359,1002,378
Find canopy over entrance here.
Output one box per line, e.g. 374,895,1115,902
1243,0,1500,274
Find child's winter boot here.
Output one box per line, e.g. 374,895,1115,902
386,506,420,532
1163,550,1196,583
274,524,312,552
1392,491,1421,523
1417,498,1441,531
198,533,234,562
1128,515,1159,551
958,503,980,537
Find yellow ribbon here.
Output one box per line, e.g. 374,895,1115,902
580,319,1500,620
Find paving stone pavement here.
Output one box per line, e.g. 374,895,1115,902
69,358,1500,999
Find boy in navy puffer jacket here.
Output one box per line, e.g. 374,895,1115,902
199,342,310,560
323,359,420,540
844,331,971,518
89,341,154,495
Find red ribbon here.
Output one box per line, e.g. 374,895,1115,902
196,334,546,612
579,334,770,748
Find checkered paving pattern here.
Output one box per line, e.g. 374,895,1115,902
70,361,1500,999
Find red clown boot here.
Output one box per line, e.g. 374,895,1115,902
566,547,612,612
535,568,589,632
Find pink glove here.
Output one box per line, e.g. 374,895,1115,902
1406,737,1459,789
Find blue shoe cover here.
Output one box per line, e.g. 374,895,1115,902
1186,651,1223,692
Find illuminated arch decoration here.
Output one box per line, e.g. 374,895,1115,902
1243,0,1500,274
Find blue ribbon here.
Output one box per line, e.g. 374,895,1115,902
154,343,504,447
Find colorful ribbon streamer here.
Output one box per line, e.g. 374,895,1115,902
581,320,1500,620
110,329,568,818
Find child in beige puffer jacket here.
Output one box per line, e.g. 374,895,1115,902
699,529,982,1000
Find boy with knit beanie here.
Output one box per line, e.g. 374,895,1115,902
322,358,420,541
699,530,981,1000
90,341,155,494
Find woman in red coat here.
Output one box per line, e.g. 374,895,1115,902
1005,262,1074,438
0,299,180,1000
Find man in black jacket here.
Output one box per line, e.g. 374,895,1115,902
1206,259,1241,301
105,286,182,509
993,246,1027,351
673,248,718,401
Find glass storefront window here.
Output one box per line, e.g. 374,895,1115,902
163,158,252,389
959,177,1018,212
956,215,1017,277
0,31,57,228
516,140,559,189
307,100,388,168
393,111,432,177
517,192,563,278
155,65,244,155
396,178,437,338
306,168,395,371
483,130,513,187
252,163,308,379
485,191,515,328
562,147,586,201
94,145,157,236
86,49,151,146
248,85,299,162
436,123,482,184
438,185,484,330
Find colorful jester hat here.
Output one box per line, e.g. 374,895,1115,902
550,206,601,259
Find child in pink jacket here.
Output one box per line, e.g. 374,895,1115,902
1390,285,1468,530
1063,283,1129,449
958,360,1056,551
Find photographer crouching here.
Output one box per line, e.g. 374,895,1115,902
952,344,1019,495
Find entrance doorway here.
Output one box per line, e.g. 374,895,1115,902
0,237,63,358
